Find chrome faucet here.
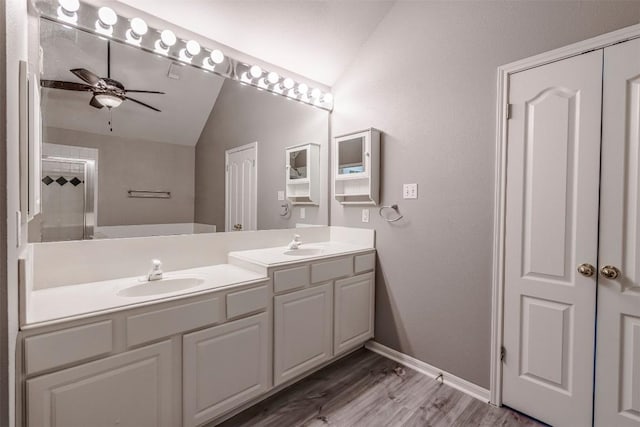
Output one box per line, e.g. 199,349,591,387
148,259,163,281
287,234,302,250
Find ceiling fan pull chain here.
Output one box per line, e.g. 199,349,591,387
109,108,113,132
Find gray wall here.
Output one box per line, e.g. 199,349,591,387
195,79,329,231
330,1,640,388
43,127,195,226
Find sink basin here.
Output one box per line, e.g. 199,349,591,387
283,248,324,256
117,277,205,297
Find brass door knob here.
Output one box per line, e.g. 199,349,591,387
600,265,620,280
577,263,595,277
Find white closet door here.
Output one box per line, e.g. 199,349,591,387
226,143,257,232
502,50,602,427
595,37,640,427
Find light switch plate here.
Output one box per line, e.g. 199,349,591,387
361,209,370,223
403,183,418,199
277,191,285,201
300,207,306,219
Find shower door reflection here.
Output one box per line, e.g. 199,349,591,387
39,156,95,241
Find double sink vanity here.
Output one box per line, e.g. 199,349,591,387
17,227,375,427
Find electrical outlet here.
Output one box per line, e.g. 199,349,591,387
277,191,285,201
362,209,370,223
403,183,418,199
300,207,306,219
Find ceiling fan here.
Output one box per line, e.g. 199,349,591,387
41,41,164,112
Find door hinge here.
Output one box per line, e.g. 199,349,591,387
226,164,229,172
500,346,506,363
505,104,512,120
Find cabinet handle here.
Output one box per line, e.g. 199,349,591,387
600,265,620,280
577,263,595,277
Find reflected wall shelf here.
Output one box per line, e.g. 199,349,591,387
285,143,320,205
334,128,380,205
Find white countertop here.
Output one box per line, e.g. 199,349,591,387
26,264,266,328
228,241,375,267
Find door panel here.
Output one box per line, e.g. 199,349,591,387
503,50,602,427
26,341,173,427
595,36,640,427
226,144,257,232
183,313,269,426
273,283,333,386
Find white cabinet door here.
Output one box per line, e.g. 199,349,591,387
334,272,374,355
595,37,640,427
274,283,333,386
26,340,174,427
502,50,603,427
182,313,269,427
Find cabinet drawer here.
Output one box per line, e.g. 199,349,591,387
25,320,113,375
311,257,353,283
355,252,376,274
274,265,309,293
127,297,221,347
226,285,268,319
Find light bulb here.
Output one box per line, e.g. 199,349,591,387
283,78,294,89
130,18,147,37
249,65,262,79
98,7,117,26
267,72,279,85
210,49,224,64
297,83,308,96
323,93,333,104
186,40,201,57
311,88,322,99
160,30,176,47
155,29,176,54
57,0,79,23
58,0,79,14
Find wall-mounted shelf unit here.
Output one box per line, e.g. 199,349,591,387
285,143,320,205
334,128,380,205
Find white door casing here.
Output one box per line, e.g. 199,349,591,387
225,142,258,232
595,37,640,427
502,50,603,427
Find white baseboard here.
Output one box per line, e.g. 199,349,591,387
365,341,490,403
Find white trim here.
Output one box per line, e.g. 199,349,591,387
225,142,258,232
490,22,640,407
365,341,490,403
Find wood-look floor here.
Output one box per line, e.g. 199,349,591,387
219,349,543,427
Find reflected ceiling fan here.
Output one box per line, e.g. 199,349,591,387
41,41,164,112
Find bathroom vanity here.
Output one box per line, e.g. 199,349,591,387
17,229,375,427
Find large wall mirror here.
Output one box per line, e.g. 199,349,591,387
29,18,329,242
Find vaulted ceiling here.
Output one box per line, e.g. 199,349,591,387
115,0,396,86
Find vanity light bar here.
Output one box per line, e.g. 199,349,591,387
44,0,334,111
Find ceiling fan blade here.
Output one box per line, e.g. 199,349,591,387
125,96,161,112
41,80,94,91
89,96,104,109
70,68,102,86
124,90,166,94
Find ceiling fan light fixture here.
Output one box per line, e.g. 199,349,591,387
94,93,123,109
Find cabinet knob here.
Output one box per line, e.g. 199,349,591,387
600,265,620,280
577,263,595,277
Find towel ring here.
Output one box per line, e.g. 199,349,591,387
379,204,404,222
